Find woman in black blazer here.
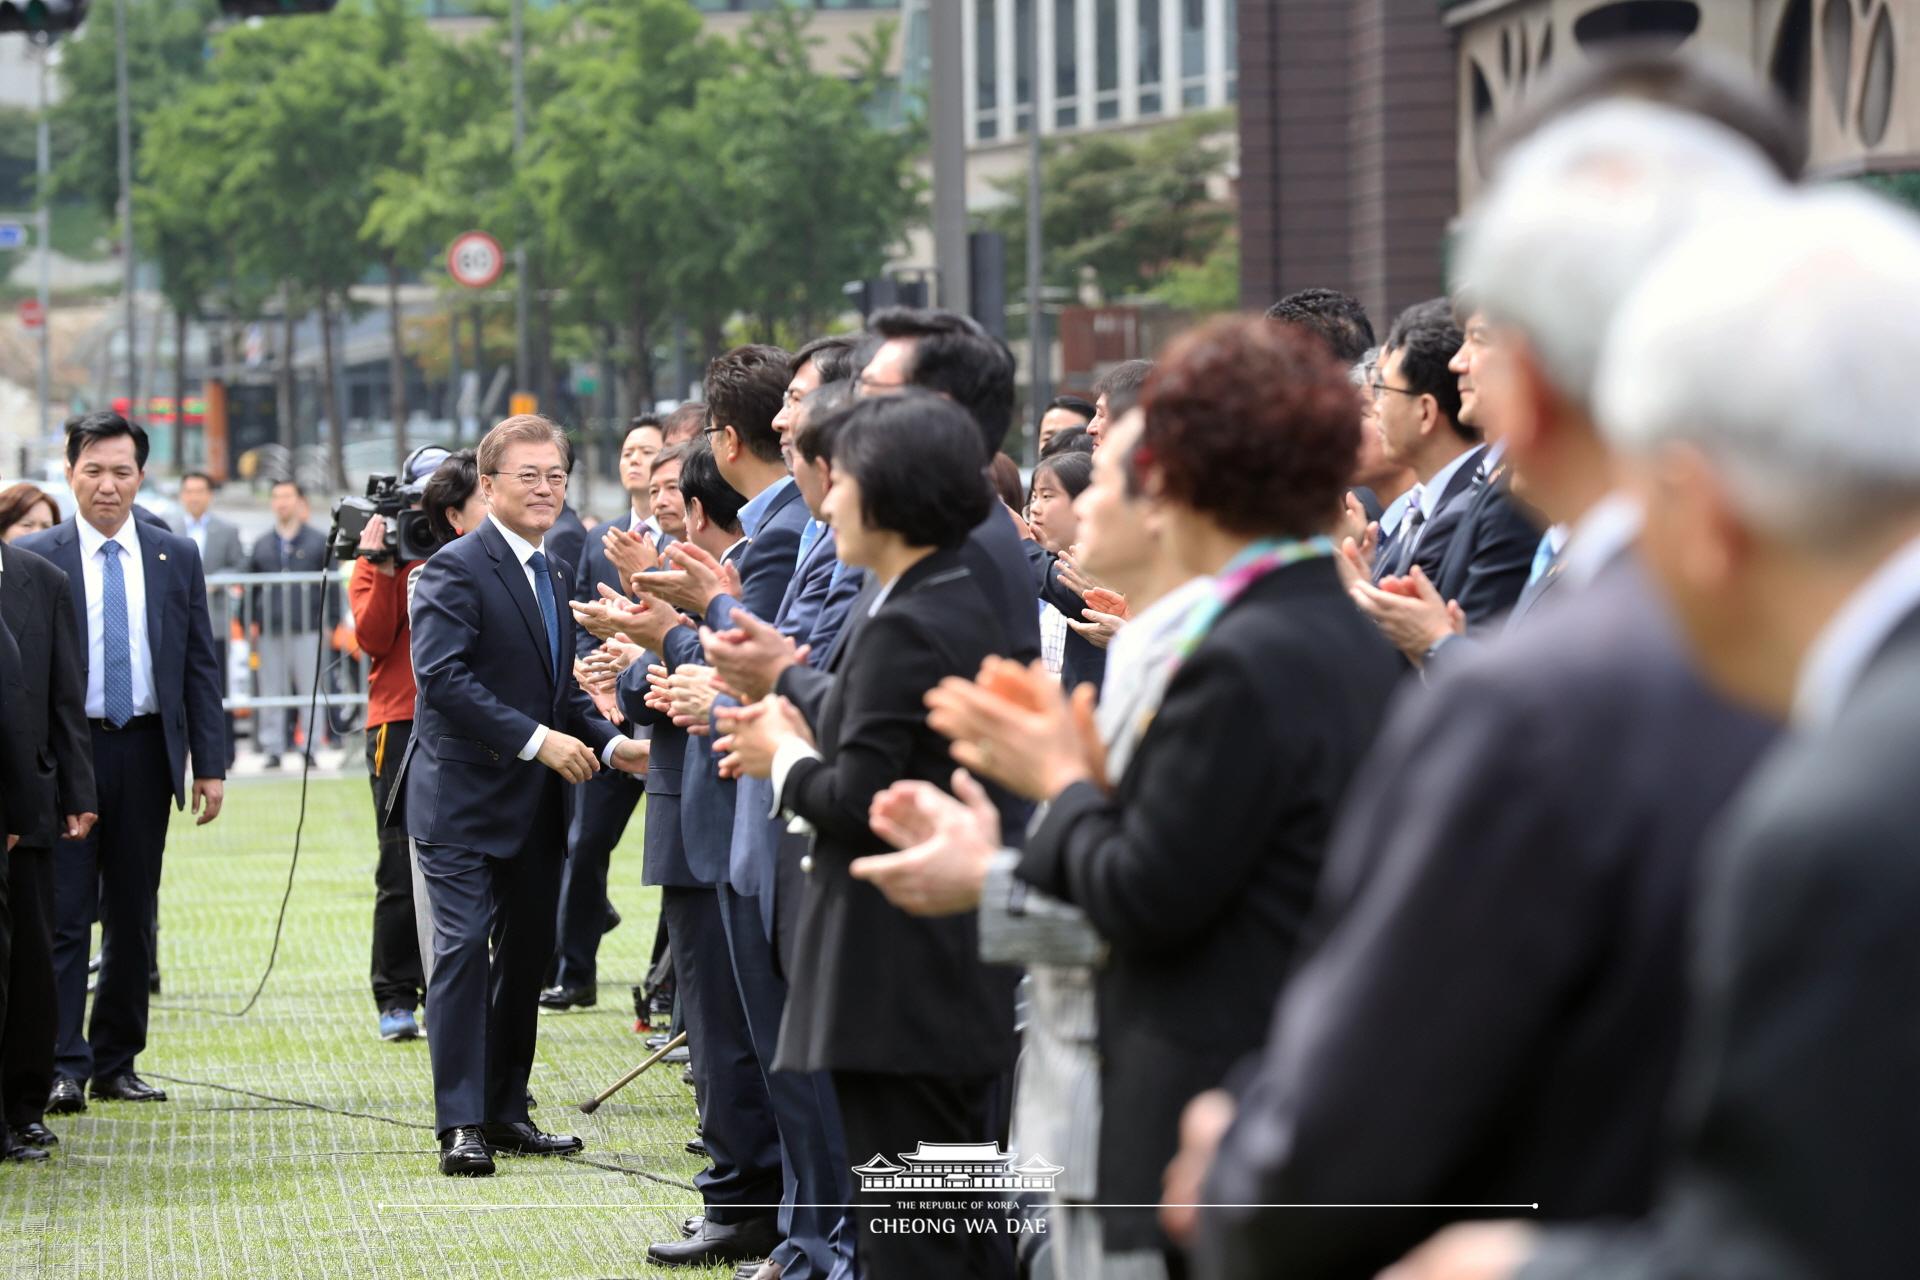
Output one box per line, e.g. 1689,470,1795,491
718,391,1018,1280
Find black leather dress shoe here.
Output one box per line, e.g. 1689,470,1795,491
438,1126,495,1177
734,1259,782,1280
538,984,596,1010
15,1122,57,1148
481,1120,583,1156
91,1073,166,1103
680,1214,704,1238
46,1079,86,1115
1,1137,49,1163
684,1135,708,1157
645,1216,780,1269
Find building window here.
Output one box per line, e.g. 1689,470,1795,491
1055,0,1079,128
1095,0,1120,120
1181,0,1206,105
977,0,999,142
1138,0,1162,116
1015,0,1034,135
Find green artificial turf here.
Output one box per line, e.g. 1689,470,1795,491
0,774,734,1279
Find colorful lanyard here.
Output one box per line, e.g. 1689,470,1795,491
1169,535,1336,669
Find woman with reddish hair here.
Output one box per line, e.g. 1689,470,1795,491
0,484,60,543
900,315,1407,1276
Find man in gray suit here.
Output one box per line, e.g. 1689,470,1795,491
1385,174,1920,1280
172,472,244,767
1181,101,1786,1280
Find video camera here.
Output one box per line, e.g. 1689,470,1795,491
331,472,443,564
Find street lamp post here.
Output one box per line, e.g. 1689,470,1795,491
511,0,530,406
37,42,54,442
116,0,137,408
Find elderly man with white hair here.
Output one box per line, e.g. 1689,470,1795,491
1165,96,1787,1280
1384,186,1920,1280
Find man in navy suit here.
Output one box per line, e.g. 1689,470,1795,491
1369,305,1483,585
540,416,666,1010
404,414,648,1177
18,413,225,1110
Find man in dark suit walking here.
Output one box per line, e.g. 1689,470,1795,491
404,414,648,1176
246,479,334,767
0,537,95,1153
0,613,48,1161
18,412,226,1112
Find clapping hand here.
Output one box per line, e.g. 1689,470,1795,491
701,609,808,703
851,769,1003,916
603,525,661,583
1349,563,1464,665
1055,545,1107,598
924,657,1101,802
714,695,813,780
1375,1222,1538,1280
599,582,684,652
628,542,744,616
667,664,721,732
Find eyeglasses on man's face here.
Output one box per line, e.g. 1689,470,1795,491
1368,381,1421,401
492,469,570,491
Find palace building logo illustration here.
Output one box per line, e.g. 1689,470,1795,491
852,1142,1063,1193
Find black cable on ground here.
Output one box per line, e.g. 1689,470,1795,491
140,1071,698,1191
153,550,334,1019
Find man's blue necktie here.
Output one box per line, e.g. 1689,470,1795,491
527,550,562,681
1525,531,1559,586
101,541,134,727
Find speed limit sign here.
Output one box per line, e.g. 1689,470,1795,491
447,231,505,289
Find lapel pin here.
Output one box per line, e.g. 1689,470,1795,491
158,553,168,561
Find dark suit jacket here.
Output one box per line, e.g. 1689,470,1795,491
772,548,1018,1079
663,539,751,887
546,504,589,586
705,480,806,633
611,531,699,889
19,518,226,807
1517,606,1920,1280
1375,446,1482,583
0,617,24,843
403,519,618,856
245,523,333,632
1195,554,1777,1280
0,543,96,848
571,511,636,661
1430,461,1540,624
1017,556,1402,1251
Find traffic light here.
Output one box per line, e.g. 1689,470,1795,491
217,0,337,14
0,0,89,33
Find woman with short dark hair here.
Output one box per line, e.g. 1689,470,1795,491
716,390,1016,1279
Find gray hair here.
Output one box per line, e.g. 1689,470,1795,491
1453,99,1781,409
1597,187,1920,543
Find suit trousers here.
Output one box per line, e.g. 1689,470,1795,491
832,1070,1015,1280
53,719,173,1083
255,628,321,755
366,721,423,1011
717,882,854,1280
661,884,783,1225
551,771,641,991
415,777,565,1135
2,845,55,1128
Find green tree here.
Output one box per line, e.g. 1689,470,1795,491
666,7,922,340
523,0,727,412
985,110,1235,303
51,0,220,217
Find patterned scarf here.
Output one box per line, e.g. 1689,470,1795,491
1170,535,1337,670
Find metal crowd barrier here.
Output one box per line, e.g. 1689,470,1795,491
202,568,369,747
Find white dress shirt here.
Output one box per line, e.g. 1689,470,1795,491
487,514,632,767
182,512,209,556
77,515,159,719
1406,444,1486,559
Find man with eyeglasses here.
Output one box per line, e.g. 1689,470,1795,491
402,414,649,1177
1365,302,1482,586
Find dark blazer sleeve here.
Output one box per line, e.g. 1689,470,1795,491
410,552,541,756
707,516,803,633
615,656,660,727
660,621,704,673
0,622,23,839
779,610,946,847
180,542,227,781
806,566,865,661
1017,647,1293,955
1451,489,1539,625
572,544,604,661
47,568,96,815
775,661,836,736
